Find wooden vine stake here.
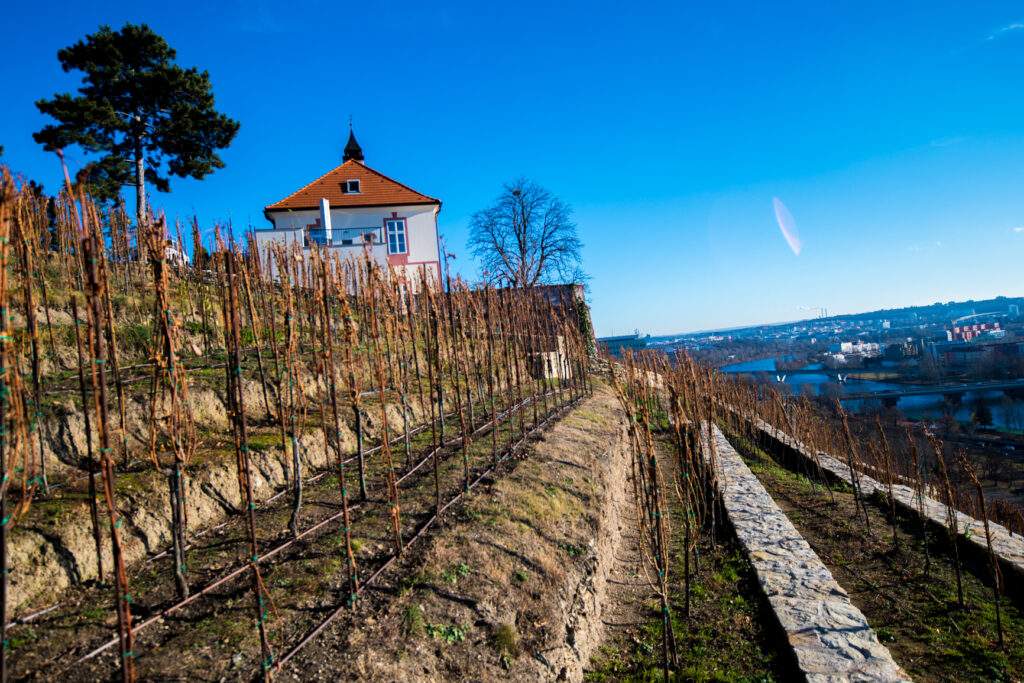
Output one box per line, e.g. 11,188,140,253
368,263,403,554
144,219,194,599
0,168,14,683
957,452,1004,649
318,253,359,605
222,250,275,678
80,184,136,683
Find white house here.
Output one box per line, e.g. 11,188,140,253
253,128,442,284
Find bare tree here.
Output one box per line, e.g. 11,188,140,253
469,178,584,288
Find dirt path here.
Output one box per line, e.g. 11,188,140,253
585,433,793,681
729,429,1024,682
593,468,649,655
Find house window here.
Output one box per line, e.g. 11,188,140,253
344,179,361,193
386,219,407,254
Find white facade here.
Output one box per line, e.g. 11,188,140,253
254,202,441,285
255,134,443,286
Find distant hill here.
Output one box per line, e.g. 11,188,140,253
821,295,1024,324
667,295,1024,340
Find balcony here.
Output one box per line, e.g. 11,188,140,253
305,227,382,248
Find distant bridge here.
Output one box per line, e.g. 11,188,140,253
725,367,854,382
839,378,1024,403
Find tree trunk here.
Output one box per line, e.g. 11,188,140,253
133,123,147,232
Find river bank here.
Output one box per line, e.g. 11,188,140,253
722,357,1024,434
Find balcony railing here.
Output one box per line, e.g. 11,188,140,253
305,227,382,248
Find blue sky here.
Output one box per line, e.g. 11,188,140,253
2,1,1023,336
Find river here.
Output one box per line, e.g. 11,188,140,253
721,357,1024,433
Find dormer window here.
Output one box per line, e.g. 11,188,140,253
343,179,361,194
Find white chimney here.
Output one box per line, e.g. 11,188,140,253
319,198,332,245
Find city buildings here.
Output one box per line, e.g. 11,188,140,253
947,322,1002,342
828,341,881,357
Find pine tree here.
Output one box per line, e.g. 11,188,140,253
34,23,239,227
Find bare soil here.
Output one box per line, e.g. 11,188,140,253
8,384,582,680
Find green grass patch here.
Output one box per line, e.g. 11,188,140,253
403,603,425,637
426,621,468,644
441,561,471,585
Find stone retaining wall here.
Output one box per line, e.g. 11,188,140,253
704,424,910,682
747,414,1024,599
9,388,420,616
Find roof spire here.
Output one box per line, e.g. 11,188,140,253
343,118,364,162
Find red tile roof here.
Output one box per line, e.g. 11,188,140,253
265,159,440,212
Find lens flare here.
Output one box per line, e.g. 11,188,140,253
772,197,802,256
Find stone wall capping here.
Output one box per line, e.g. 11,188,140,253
703,423,911,682
743,413,1024,590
